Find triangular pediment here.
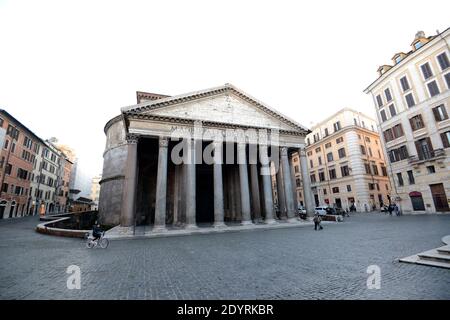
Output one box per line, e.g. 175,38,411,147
122,84,309,133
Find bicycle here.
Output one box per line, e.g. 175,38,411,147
85,231,109,249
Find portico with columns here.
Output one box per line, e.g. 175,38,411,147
99,84,315,235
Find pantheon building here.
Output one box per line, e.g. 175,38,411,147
99,84,315,233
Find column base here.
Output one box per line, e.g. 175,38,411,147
185,224,199,230
152,226,168,233
288,217,300,223
241,220,253,226
264,218,277,225
213,222,227,229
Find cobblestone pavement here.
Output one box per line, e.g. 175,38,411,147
0,213,449,300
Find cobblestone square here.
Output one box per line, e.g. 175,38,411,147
0,213,449,300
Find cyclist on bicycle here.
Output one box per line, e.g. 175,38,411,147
92,223,102,242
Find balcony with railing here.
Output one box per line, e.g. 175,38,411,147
408,148,446,166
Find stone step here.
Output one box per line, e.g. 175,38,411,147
418,249,450,263
411,258,450,269
437,245,450,255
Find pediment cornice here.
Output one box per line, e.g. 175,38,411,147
121,84,310,135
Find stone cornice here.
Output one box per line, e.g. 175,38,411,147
104,114,123,134
125,112,307,136
121,84,311,134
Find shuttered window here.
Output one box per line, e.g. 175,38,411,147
427,80,440,97
400,76,410,91
441,131,450,148
384,88,392,102
405,93,415,108
376,95,383,107
409,114,424,131
437,52,450,71
432,105,448,121
389,104,397,117
421,62,433,79
380,109,387,122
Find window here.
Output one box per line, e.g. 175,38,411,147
17,168,28,180
307,151,313,156
336,137,343,144
332,187,339,194
325,142,331,149
333,121,341,132
405,93,415,108
427,165,435,174
365,163,371,174
372,164,379,175
380,110,387,122
409,114,424,131
397,173,404,186
23,136,33,149
388,145,409,163
388,104,397,117
407,170,415,185
338,148,346,158
7,125,20,140
294,165,299,173
437,52,450,71
384,88,392,102
360,145,366,155
341,165,350,177
318,156,322,165
441,131,450,148
415,138,433,160
368,147,373,157
400,76,410,92
310,174,316,183
319,172,325,182
381,166,388,176
326,152,334,162
421,62,433,79
5,163,12,175
323,189,327,195
392,124,404,139
315,147,321,153
354,118,358,126
368,183,375,191
324,128,329,137
376,95,383,107
0,117,3,128
432,105,448,121
3,139,9,149
296,178,301,188
347,185,352,192
329,169,336,180
427,81,440,97
445,73,450,89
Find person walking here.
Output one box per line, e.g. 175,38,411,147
388,204,393,216
313,214,323,231
394,204,400,216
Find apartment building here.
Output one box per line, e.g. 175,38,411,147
90,175,101,210
305,108,391,212
364,29,450,213
0,110,43,218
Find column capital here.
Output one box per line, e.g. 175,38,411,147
280,146,288,156
299,147,307,157
159,136,169,148
126,133,139,144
